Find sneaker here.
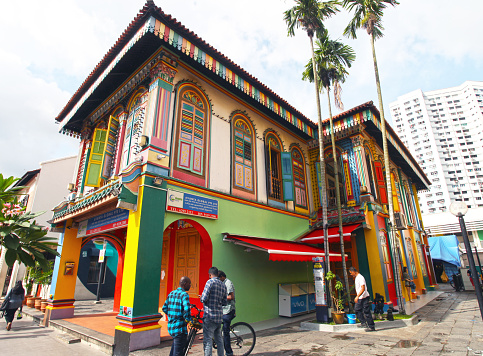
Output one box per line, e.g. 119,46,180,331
365,327,376,332
6,322,11,331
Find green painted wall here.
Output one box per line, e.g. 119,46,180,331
164,185,313,323
354,228,373,297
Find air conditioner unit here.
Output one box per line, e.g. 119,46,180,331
394,212,407,230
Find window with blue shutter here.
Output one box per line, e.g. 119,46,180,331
281,152,294,201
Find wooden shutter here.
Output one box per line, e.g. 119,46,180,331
101,115,119,180
281,152,294,201
391,172,401,211
374,161,388,204
264,140,271,197
85,128,108,187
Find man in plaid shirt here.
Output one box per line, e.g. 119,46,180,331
162,276,192,356
201,267,227,356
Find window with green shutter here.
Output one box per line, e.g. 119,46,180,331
85,128,108,187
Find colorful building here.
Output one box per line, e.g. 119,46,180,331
45,2,436,353
0,156,77,297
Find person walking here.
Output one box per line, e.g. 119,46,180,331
1,280,25,331
200,267,227,356
219,270,235,356
162,276,192,356
402,267,414,303
349,266,375,332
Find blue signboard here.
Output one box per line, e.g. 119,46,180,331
78,208,129,237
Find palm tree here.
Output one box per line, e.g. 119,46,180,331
284,0,340,283
302,29,355,310
342,0,405,312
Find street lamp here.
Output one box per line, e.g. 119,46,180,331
450,201,483,320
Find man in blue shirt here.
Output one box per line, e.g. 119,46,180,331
201,267,227,356
162,276,192,356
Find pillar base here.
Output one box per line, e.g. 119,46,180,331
42,299,75,326
113,326,161,355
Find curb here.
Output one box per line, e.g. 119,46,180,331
300,315,418,332
21,307,114,355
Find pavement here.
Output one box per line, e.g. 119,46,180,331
5,284,483,355
0,318,106,355
133,284,483,356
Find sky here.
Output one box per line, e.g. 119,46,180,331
1,0,482,179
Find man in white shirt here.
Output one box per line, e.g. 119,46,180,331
349,266,375,331
219,270,235,356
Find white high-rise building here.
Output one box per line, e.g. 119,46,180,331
390,81,483,237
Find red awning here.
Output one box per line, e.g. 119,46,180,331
223,234,346,262
299,224,361,244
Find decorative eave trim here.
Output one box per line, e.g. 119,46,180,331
57,4,317,138
52,180,122,222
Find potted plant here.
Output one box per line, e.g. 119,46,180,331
28,261,53,300
326,271,345,324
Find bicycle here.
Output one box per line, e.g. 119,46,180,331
184,304,256,356
449,272,465,292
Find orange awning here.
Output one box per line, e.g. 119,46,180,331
299,224,361,244
223,233,347,262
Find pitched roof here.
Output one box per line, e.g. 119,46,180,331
316,101,430,189
55,1,317,138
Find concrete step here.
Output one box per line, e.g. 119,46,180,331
48,318,114,355
22,307,114,355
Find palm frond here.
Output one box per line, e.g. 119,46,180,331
342,0,398,40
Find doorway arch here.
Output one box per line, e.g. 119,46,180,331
79,231,126,312
159,219,212,310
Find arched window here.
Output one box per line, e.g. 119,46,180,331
373,159,388,205
265,133,283,202
364,147,378,200
406,237,418,278
379,230,393,282
325,149,346,208
291,147,307,208
175,88,208,176
233,116,254,191
121,90,147,170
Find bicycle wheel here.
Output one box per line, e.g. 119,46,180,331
230,322,256,356
184,328,198,356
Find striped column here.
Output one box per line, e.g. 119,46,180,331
113,175,167,354
43,219,82,323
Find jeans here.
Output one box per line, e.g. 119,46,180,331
169,333,187,356
222,310,236,355
354,296,375,329
203,318,224,356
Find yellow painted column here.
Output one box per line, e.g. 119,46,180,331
114,175,167,353
365,210,386,297
44,219,82,321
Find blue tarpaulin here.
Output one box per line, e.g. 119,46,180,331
428,235,461,267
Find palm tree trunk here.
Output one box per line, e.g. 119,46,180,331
370,32,405,314
326,87,352,313
310,34,330,298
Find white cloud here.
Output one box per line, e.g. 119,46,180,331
0,0,482,177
